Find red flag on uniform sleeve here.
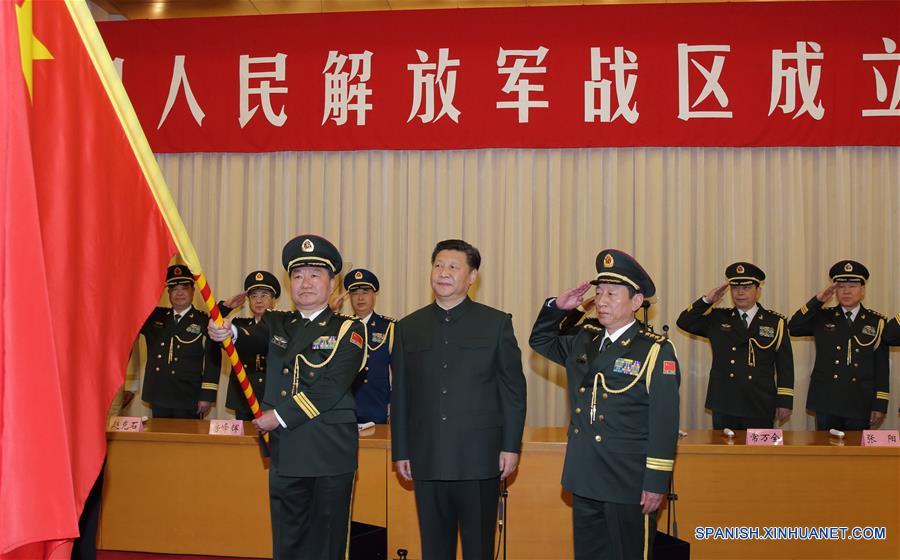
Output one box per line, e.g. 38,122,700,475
1,1,180,557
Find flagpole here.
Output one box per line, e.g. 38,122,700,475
65,0,268,444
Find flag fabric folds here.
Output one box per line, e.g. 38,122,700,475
1,0,184,556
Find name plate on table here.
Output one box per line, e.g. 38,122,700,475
746,429,783,445
861,430,899,447
209,419,245,436
108,416,144,432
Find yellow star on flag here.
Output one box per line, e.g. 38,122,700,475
15,0,54,100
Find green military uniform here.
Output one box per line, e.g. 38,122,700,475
262,235,367,560
788,260,889,431
529,249,680,560
140,265,219,418
676,263,793,429
392,294,526,559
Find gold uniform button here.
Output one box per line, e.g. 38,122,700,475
575,407,582,414
836,346,841,350
854,348,859,353
729,373,734,378
579,387,586,393
833,374,839,379
156,354,162,359
174,357,178,361
364,379,369,384
854,363,859,368
160,342,165,347
282,368,289,375
834,360,840,365
280,390,287,397
852,377,857,382
598,415,605,422
595,435,602,443
574,428,580,434
747,375,753,380
731,347,736,351
602,393,608,400
155,367,160,372
730,359,735,364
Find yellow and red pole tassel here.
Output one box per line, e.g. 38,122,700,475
194,272,269,446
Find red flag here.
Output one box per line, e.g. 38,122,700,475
1,1,178,556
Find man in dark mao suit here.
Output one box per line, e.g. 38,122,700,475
530,249,680,560
210,235,366,560
391,239,527,560
789,260,889,431
677,262,794,429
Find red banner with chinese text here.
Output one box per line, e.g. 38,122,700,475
98,1,899,152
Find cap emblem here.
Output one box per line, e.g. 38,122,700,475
603,253,614,268
844,262,853,272
354,271,363,280
255,272,264,281
174,266,182,275
736,265,745,274
301,238,314,252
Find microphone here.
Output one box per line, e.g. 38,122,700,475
662,325,670,339
723,428,735,438
829,428,845,439
397,549,408,560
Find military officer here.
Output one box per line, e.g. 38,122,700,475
788,260,889,431
391,239,527,560
139,264,220,419
209,235,366,560
218,271,281,421
530,249,680,560
343,268,395,424
676,262,794,429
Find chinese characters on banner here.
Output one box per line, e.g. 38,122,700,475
97,1,900,152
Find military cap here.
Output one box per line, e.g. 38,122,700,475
726,262,765,286
343,268,379,292
166,264,194,287
591,249,656,298
281,234,343,274
244,270,281,299
830,260,868,284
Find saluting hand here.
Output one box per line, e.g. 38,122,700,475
329,290,349,312
222,291,247,310
208,318,233,343
556,281,592,310
705,281,729,304
816,283,837,303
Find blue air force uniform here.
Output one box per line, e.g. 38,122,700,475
343,268,395,424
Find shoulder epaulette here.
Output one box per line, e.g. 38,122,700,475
583,324,603,333
868,309,887,320
769,310,787,320
380,314,397,323
334,312,359,320
823,305,837,311
638,329,668,343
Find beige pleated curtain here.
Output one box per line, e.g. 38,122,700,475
133,147,898,430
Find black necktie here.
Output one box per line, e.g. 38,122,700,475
845,311,853,325
741,312,749,328
600,337,613,352
173,313,181,325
